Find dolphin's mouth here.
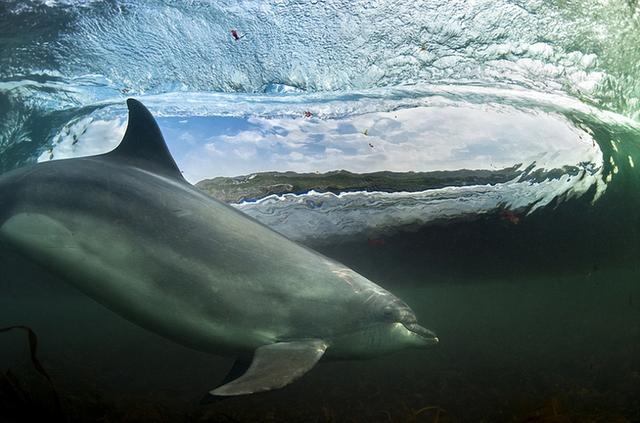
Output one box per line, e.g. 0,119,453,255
404,323,439,344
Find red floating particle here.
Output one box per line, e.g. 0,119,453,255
500,210,520,225
367,238,386,247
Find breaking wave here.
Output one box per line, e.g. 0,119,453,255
1,0,640,241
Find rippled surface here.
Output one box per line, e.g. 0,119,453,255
2,0,640,102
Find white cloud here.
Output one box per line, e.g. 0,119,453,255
232,146,257,160
288,151,305,161
204,142,222,154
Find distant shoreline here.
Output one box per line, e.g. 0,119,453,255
196,167,522,203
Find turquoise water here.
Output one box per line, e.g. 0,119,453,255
1,1,640,421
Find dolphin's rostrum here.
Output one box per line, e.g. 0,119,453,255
0,99,438,396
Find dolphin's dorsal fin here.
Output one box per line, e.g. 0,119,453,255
208,340,327,396
105,99,184,180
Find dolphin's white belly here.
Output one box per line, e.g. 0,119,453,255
0,211,277,353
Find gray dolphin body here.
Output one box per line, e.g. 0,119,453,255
0,99,438,396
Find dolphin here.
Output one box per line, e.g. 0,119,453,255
0,99,438,396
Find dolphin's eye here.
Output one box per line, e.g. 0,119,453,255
382,308,395,320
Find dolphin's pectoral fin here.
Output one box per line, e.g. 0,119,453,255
199,357,252,404
220,356,253,386
209,340,328,396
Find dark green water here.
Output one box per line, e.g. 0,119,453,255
1,237,639,422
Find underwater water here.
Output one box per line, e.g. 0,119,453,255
1,0,640,422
